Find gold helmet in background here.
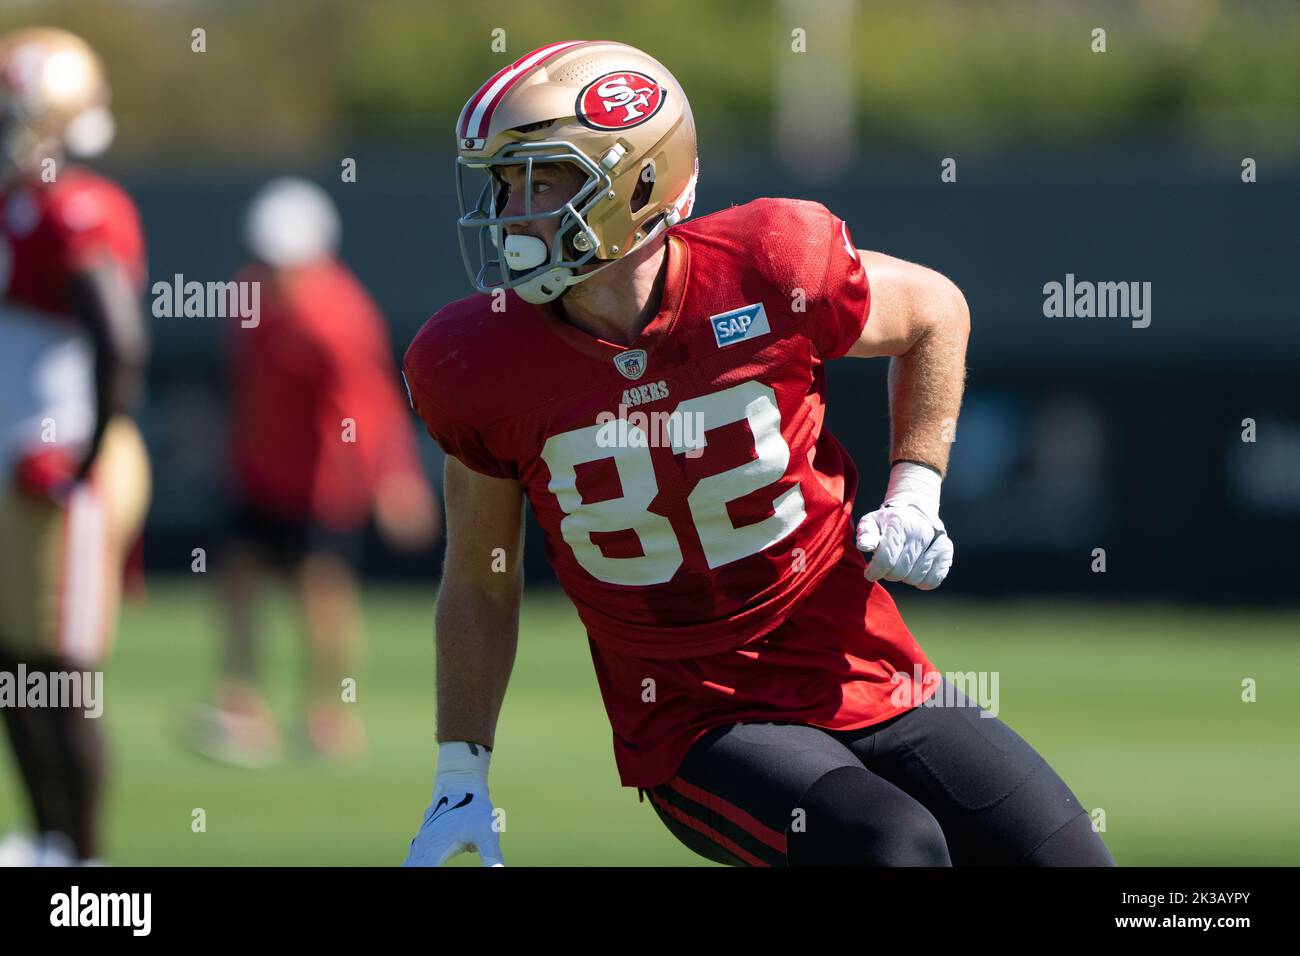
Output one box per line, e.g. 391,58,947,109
455,40,698,304
0,27,114,181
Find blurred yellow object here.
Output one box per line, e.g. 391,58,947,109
0,415,150,665
0,26,114,175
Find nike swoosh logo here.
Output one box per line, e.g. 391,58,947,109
423,792,474,829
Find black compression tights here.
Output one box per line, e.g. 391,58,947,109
646,678,1116,867
0,650,105,860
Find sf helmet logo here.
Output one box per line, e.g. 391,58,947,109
576,71,665,130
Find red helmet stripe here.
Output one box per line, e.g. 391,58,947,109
457,40,587,140
456,60,515,138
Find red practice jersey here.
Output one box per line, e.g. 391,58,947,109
0,167,146,487
404,198,939,787
228,258,422,531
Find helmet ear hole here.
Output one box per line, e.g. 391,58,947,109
630,162,655,213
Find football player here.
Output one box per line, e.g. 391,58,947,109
185,178,439,766
0,28,150,865
402,41,1114,866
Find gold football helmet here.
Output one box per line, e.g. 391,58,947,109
455,40,698,304
0,27,114,182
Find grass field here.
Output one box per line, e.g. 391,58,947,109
2,581,1298,866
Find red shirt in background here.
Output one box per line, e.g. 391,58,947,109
229,257,421,531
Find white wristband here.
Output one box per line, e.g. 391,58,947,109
435,740,492,785
882,461,942,515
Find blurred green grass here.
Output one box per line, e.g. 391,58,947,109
1,582,1297,866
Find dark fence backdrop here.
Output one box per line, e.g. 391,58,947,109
125,147,1300,603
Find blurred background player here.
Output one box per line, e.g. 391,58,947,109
0,27,150,866
185,177,439,767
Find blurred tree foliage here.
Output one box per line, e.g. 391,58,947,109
2,0,1296,165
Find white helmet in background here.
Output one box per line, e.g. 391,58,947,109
244,176,340,268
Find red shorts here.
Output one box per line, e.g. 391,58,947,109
587,546,941,788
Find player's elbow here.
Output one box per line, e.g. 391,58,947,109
440,549,524,602
918,271,969,343
851,254,968,358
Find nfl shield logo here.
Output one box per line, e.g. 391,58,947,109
613,349,648,380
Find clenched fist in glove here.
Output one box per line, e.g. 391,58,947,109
856,461,953,591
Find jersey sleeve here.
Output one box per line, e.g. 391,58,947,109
49,176,147,291
805,205,871,360
401,324,517,481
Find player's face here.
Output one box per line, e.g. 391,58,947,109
493,161,588,248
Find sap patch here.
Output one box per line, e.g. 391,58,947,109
709,302,770,348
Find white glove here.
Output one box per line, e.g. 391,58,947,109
856,461,954,591
403,741,504,867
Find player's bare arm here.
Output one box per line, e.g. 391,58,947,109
848,252,970,590
402,456,523,866
435,455,526,750
849,251,970,476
